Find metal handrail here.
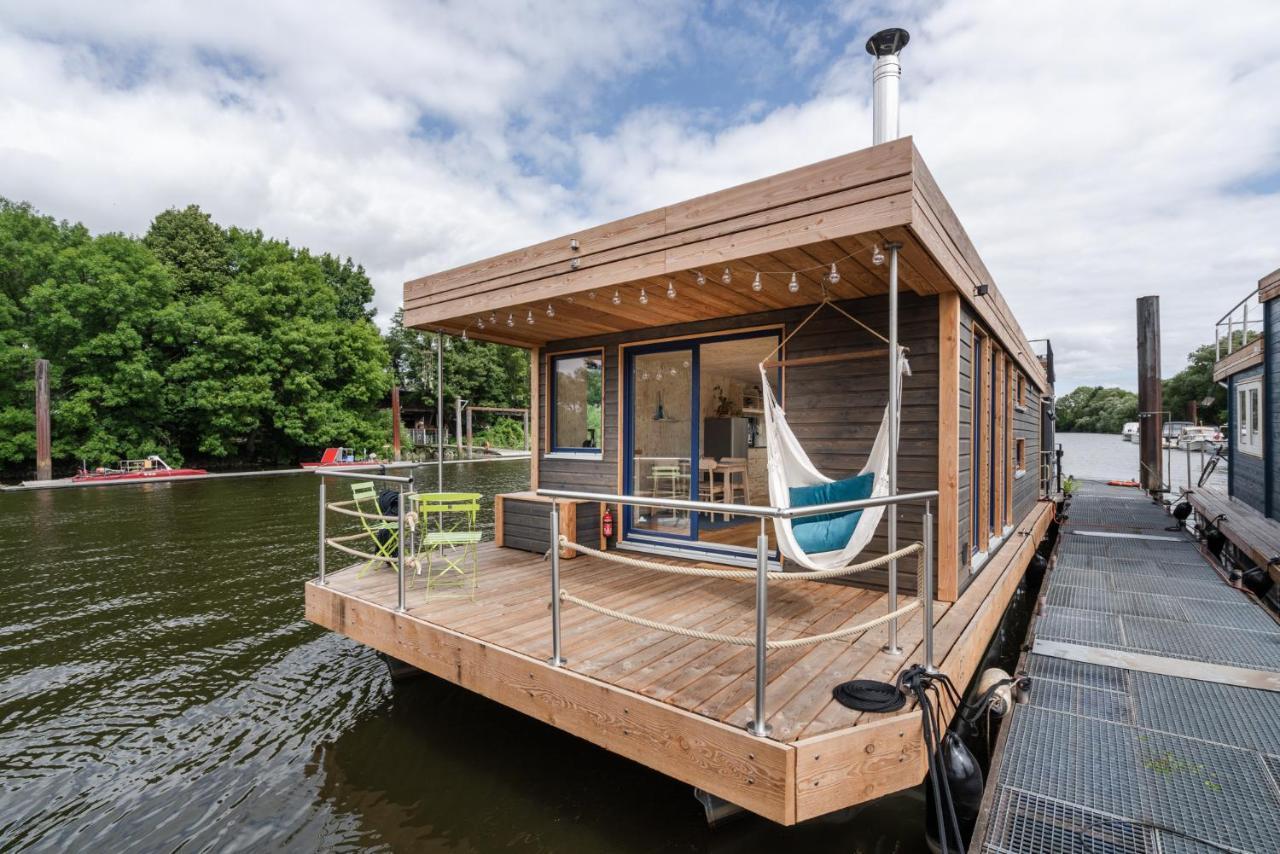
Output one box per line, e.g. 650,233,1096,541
316,464,417,611
538,486,937,739
536,487,939,520
1214,285,1265,359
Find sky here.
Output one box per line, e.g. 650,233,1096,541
3,0,1279,392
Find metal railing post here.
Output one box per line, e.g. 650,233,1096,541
884,241,902,655
1185,445,1192,493
318,477,327,585
1226,315,1234,355
397,483,407,612
923,500,935,671
548,501,566,666
748,518,772,737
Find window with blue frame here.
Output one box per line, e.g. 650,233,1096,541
550,351,603,453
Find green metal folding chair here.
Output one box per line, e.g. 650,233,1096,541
351,481,399,576
412,492,482,600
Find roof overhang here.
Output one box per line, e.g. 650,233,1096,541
404,137,1048,389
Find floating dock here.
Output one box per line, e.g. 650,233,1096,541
974,482,1280,852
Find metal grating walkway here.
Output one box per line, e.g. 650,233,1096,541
977,483,1280,853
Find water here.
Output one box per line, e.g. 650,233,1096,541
0,460,926,853
1056,432,1227,494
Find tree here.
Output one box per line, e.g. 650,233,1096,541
1056,386,1138,433
1163,344,1226,426
143,205,232,298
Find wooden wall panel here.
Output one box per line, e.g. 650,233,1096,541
936,292,961,601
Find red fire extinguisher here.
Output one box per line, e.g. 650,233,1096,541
602,506,614,539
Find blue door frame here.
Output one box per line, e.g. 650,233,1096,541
621,329,782,561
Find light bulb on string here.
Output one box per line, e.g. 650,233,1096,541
506,313,514,327
789,273,800,293
871,244,885,266
752,272,762,292
526,309,534,324
666,280,676,299
489,312,497,324
477,317,485,330
611,290,621,305
461,329,467,341
638,288,648,305
721,268,732,285
827,263,841,285
695,271,706,287
589,291,596,300
546,303,555,317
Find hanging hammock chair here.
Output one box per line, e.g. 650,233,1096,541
758,300,910,570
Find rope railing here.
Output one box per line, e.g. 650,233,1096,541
326,499,398,523
324,531,397,564
558,535,923,582
560,589,922,650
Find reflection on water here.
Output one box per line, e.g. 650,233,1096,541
0,461,927,852
1056,431,1227,493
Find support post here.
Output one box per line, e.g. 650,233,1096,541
923,500,935,671
318,478,327,585
466,407,473,458
436,332,444,492
748,518,772,736
1136,296,1163,493
396,483,406,612
455,398,464,459
548,501,566,666
884,243,902,655
391,386,402,462
1185,444,1192,494
35,359,51,481
523,409,530,451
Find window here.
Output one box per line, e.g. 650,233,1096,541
1016,438,1027,472
1236,377,1263,457
550,351,603,453
1015,372,1026,409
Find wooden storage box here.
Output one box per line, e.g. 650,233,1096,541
494,492,603,559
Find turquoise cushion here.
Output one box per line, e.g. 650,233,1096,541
789,473,874,553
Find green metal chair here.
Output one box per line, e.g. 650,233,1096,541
351,481,399,576
412,492,482,600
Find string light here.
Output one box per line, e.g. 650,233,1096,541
827,263,841,285
546,303,555,317
477,317,485,330
489,312,497,324
461,329,467,341
506,313,514,327
752,272,762,292
526,309,535,324
666,280,676,299
789,273,800,293
695,271,706,286
721,268,732,285
612,290,621,305
871,244,885,266
639,288,649,305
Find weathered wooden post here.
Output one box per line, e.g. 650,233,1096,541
35,359,51,481
391,386,402,461
1136,296,1163,492
466,406,473,458
455,398,464,458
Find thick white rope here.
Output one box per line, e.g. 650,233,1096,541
325,533,397,564
558,535,922,581
560,591,922,650
326,500,398,523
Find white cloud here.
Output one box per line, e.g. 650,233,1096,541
2,0,1279,393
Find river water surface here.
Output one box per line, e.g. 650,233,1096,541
1,460,926,853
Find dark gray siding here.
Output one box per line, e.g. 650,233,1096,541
540,293,940,592
1228,364,1266,514
1012,382,1042,524
1269,299,1279,520
501,498,600,555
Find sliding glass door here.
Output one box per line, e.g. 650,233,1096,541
628,348,694,538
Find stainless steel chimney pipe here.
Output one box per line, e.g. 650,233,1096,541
866,28,910,145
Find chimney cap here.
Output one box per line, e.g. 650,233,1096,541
865,27,910,57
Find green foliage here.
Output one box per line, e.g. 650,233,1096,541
1163,344,1226,426
473,416,526,449
0,198,392,470
1056,386,1138,433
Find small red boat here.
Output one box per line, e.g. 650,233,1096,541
300,447,377,469
73,456,208,483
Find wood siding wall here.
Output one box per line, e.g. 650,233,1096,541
501,498,601,555
1269,299,1279,520
956,304,1042,597
1229,365,1267,515
539,293,939,593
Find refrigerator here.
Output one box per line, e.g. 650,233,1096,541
703,416,749,460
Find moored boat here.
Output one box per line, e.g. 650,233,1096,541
73,456,207,482
299,447,376,469
1121,421,1138,442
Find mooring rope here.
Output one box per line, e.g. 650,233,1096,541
557,535,922,581
326,500,398,523
325,533,396,564
559,590,921,650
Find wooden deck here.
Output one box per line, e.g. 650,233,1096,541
306,500,1053,824
1190,482,1280,570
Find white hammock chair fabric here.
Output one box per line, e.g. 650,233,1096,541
759,347,910,570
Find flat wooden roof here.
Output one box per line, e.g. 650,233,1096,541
404,137,1048,388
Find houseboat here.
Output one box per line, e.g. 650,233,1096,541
1190,268,1280,605
305,29,1058,825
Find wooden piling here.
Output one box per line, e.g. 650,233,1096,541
35,359,51,481
1136,296,1162,491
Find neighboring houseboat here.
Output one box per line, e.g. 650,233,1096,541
1191,267,1280,603
305,30,1058,825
